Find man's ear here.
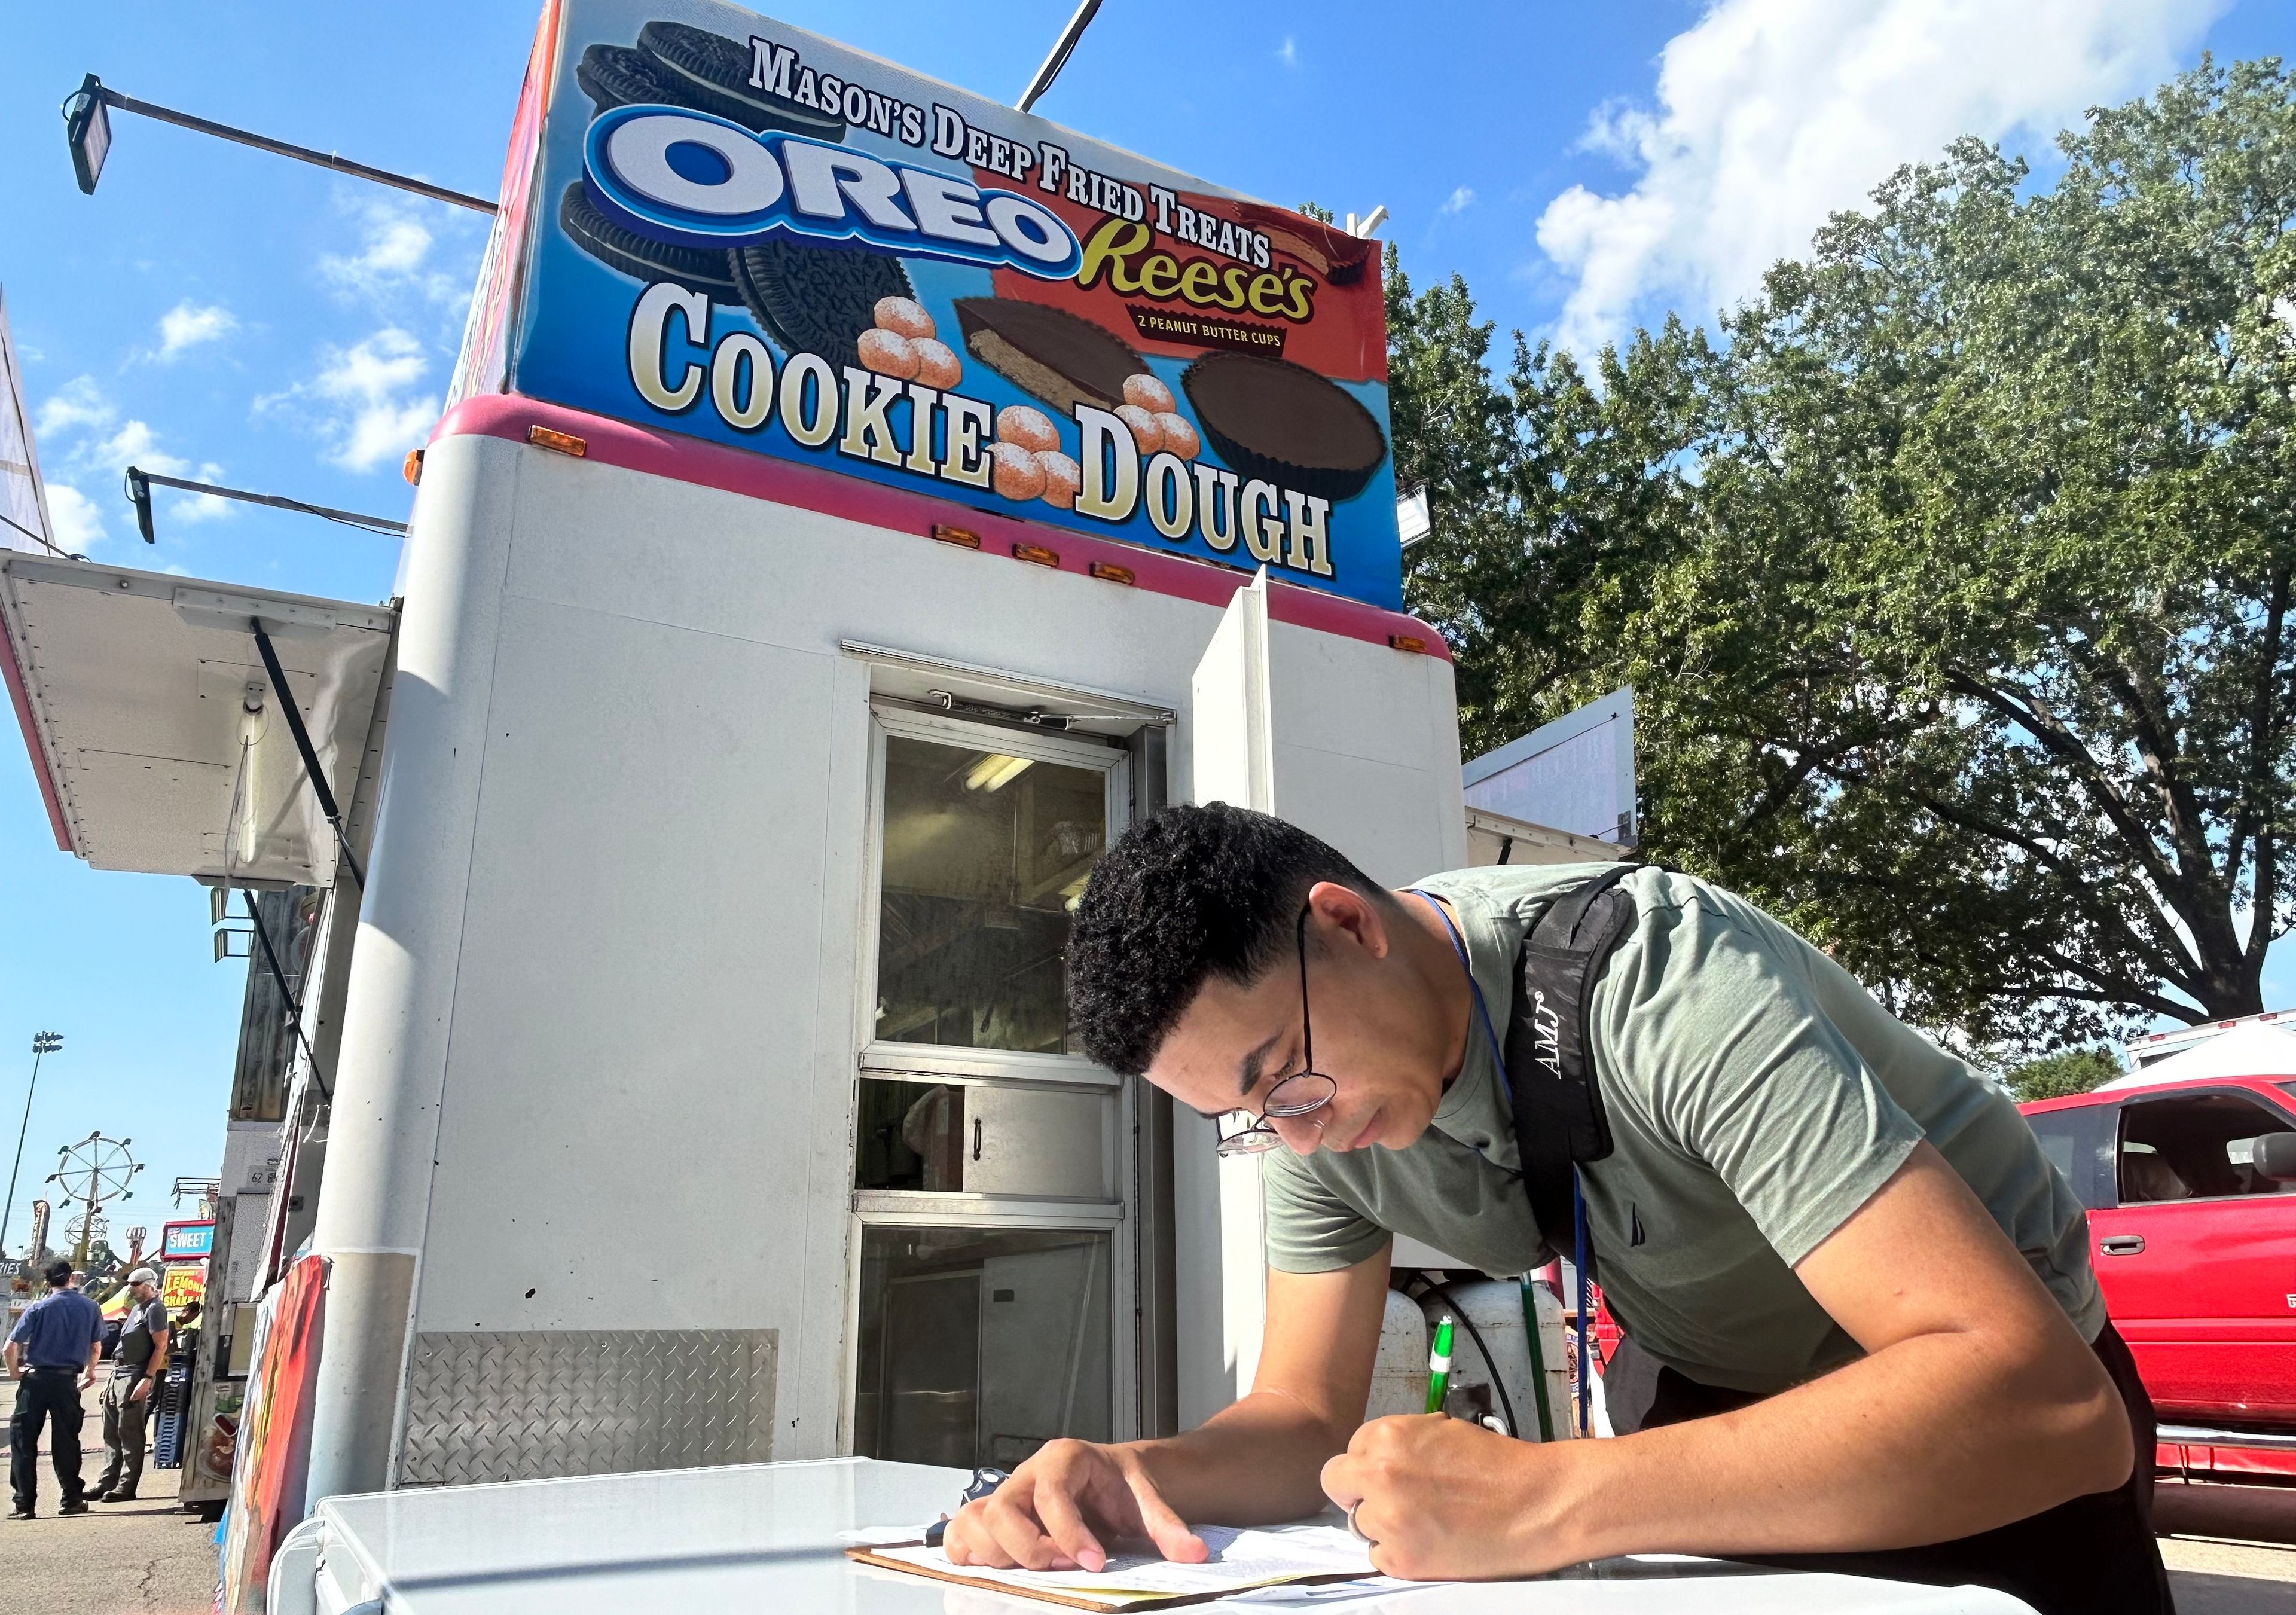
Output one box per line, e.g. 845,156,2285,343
1305,880,1392,960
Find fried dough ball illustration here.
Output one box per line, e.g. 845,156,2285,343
1037,451,1082,510
1114,404,1164,454
911,338,962,390
857,328,920,380
996,404,1060,454
874,297,935,340
1153,412,1200,459
989,441,1048,501
1123,373,1177,413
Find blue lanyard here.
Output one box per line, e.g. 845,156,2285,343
1409,890,1598,1438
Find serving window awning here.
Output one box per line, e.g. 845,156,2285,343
1,554,395,885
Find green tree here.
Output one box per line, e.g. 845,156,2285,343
1400,58,2296,1050
2002,1048,2124,1103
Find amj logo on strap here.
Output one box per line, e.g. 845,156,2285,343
582,105,1083,279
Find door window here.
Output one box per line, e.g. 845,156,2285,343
2022,1104,2118,1210
874,732,1110,1055
2118,1091,2296,1203
854,1224,1114,1470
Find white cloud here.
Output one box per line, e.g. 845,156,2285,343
35,377,188,477
322,200,464,305
31,377,225,535
1277,36,1299,68
155,301,237,361
36,376,115,439
88,418,190,479
169,461,235,524
44,484,105,552
262,328,438,472
1440,186,1476,216
1534,0,2225,356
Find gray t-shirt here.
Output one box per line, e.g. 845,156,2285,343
115,1298,167,1376
1263,864,2103,1394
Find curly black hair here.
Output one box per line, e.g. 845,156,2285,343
1067,804,1391,1077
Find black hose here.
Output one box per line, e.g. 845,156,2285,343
1424,1281,1519,1439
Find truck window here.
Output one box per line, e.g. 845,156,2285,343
2118,1091,2296,1203
2022,1105,2117,1210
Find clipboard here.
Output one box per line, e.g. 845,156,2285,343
843,1546,1368,1610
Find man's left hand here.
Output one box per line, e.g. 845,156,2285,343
1320,1415,1571,1580
129,1378,150,1403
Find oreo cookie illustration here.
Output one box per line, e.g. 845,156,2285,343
1182,353,1387,502
560,183,742,303
952,300,1143,419
731,239,914,373
576,43,679,115
637,22,846,139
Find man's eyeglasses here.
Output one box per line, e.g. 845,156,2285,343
1214,905,1338,1156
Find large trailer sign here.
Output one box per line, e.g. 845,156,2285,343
499,1,1403,609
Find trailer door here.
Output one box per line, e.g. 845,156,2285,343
850,695,1141,1469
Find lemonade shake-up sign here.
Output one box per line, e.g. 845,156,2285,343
505,0,1402,609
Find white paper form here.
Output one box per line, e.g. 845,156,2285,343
872,1523,1378,1607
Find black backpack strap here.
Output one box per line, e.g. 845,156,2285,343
1503,863,1641,1261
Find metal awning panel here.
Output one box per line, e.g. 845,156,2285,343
1,554,395,883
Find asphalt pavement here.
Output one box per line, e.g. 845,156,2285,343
2,1379,216,1615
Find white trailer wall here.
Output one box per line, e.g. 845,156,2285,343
306,428,1462,1502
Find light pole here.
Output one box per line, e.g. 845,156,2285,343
1,1031,60,1262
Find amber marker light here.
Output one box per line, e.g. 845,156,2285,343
1388,633,1429,654
1087,561,1136,585
527,425,588,457
402,448,424,485
1012,542,1061,568
930,524,982,549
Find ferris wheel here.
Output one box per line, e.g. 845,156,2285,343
46,1132,142,1263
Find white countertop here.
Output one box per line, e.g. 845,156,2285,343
295,1457,2035,1613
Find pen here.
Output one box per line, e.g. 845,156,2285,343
1424,1315,1454,1415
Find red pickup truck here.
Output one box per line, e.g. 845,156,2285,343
2020,1028,2296,1482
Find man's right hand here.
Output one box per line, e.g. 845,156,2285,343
943,1440,1207,1573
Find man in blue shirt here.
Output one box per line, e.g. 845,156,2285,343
6,1259,104,1519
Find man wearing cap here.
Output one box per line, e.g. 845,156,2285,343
90,1268,168,1504
5,1259,103,1519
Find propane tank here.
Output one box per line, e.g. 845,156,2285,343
1364,1288,1430,1421
1415,1280,1574,1441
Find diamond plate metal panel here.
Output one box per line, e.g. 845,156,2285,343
398,1329,777,1487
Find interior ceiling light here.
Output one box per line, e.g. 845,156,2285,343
964,754,1034,792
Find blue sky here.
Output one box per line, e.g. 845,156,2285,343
2,0,2293,1252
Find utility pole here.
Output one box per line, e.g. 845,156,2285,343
1,1031,61,1262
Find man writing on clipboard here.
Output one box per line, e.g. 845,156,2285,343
944,805,2166,1615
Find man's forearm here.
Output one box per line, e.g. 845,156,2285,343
1129,1390,1354,1527
1532,1329,2127,1564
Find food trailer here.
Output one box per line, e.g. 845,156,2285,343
5,0,1465,1580
1,11,2064,1611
